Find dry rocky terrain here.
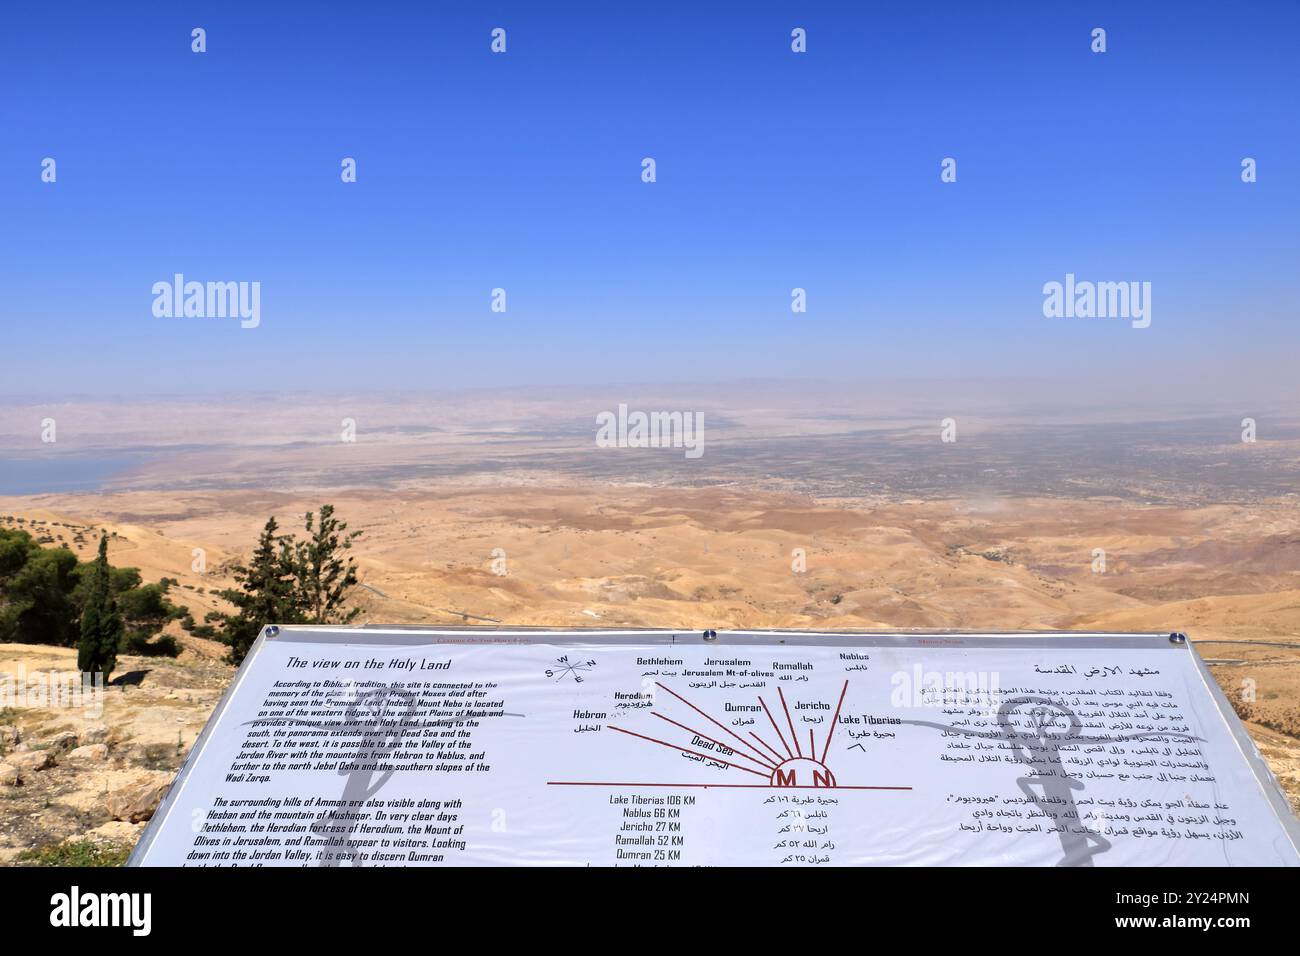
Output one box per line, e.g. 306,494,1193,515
2,392,1297,861
2,482,1298,862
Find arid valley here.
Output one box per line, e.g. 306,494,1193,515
2,386,1299,862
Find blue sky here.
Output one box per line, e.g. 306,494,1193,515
1,1,1297,399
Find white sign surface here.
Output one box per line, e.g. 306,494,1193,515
131,628,1300,867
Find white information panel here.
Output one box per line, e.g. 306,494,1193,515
130,628,1300,867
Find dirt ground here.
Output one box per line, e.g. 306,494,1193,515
0,639,230,864
2,484,1298,860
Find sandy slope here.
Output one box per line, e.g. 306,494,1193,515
2,483,1298,859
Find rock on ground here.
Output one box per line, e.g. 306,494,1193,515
47,731,79,754
81,820,145,847
105,774,173,823
7,750,54,773
67,744,109,763
81,725,111,745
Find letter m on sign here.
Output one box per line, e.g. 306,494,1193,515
775,768,797,787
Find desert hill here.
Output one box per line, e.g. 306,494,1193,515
1,481,1297,862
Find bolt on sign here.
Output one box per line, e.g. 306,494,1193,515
130,627,1300,866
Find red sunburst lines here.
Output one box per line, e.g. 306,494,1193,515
749,731,786,764
654,681,783,771
606,680,852,785
821,679,849,763
778,686,803,757
650,711,777,773
758,695,794,759
605,725,769,779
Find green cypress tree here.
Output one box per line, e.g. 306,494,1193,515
77,535,122,681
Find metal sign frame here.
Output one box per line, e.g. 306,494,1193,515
129,626,1300,865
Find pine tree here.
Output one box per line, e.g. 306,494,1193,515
213,517,300,665
291,505,363,624
77,535,122,681
212,507,365,666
